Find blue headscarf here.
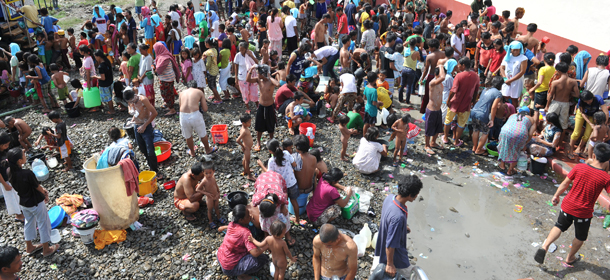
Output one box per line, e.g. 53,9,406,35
184,36,196,49
404,46,419,57
518,106,530,114
151,14,161,27
574,50,591,80
444,59,457,74
113,7,123,22
503,41,524,62
208,11,219,26
93,5,106,18
9,43,20,56
194,11,205,25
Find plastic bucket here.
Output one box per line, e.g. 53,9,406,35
210,124,229,144
65,102,80,118
74,227,96,244
154,141,172,162
299,122,317,146
486,142,499,157
83,87,101,108
530,156,547,175
341,193,360,220
138,171,158,196
50,229,61,243
288,193,308,216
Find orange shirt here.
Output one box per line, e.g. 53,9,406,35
376,79,389,90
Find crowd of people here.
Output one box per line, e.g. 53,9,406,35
1,0,610,279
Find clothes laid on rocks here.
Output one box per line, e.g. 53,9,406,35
94,229,127,250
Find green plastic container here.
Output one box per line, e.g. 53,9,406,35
83,87,101,108
486,142,499,157
341,193,360,220
155,146,162,156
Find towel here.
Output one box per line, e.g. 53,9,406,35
55,194,84,215
119,159,139,196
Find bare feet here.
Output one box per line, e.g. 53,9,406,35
246,174,256,181
188,149,196,157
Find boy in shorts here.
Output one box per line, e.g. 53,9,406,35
49,64,72,107
425,66,445,155
535,143,610,265
363,71,382,134
47,111,72,171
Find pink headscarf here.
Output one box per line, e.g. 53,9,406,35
108,24,119,60
153,42,180,79
142,6,152,25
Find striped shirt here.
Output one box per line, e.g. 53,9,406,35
562,164,610,218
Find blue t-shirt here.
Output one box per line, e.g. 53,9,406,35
184,36,196,49
302,66,318,79
344,3,356,26
471,88,502,123
524,49,535,76
36,66,50,85
36,40,45,55
373,22,379,34
348,41,355,52
41,16,58,33
578,95,604,116
374,195,410,269
140,19,155,39
364,86,378,117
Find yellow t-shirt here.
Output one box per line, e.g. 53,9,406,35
536,65,555,93
22,5,38,29
377,87,392,109
360,12,370,32
283,1,296,9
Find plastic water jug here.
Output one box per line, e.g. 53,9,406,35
517,152,528,171
360,223,373,248
32,158,49,181
371,232,378,250
353,234,367,257
318,101,327,118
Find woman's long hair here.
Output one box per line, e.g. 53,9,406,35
267,139,284,166
6,147,23,185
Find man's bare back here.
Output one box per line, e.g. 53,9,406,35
423,50,445,79
440,19,449,34
467,22,478,42
58,37,69,49
14,119,31,136
179,88,207,113
518,34,539,53
295,152,316,191
340,47,351,69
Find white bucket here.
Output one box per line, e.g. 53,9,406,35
74,227,96,244
50,229,61,243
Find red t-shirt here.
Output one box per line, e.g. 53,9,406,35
274,84,296,110
488,49,506,73
449,70,479,113
77,39,89,48
217,222,257,271
562,164,610,218
477,41,493,68
338,14,348,35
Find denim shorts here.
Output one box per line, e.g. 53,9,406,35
135,6,142,14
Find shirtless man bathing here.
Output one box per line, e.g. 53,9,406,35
174,162,206,221
178,88,218,157
313,224,358,280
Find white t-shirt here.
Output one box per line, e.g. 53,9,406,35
211,21,220,39
10,56,19,79
168,11,182,30
285,15,297,38
314,46,338,59
450,33,465,58
83,56,97,76
353,138,384,174
340,73,357,94
138,54,154,85
585,67,610,97
267,150,297,187
233,52,253,81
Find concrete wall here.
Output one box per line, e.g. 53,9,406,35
427,0,606,57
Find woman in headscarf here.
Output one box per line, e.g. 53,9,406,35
140,7,157,55
498,106,536,175
207,10,220,38
574,50,591,81
500,41,528,108
9,43,20,82
153,42,182,116
92,5,110,34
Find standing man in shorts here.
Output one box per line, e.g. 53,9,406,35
247,64,279,152
178,88,218,157
535,143,610,265
419,39,445,114
545,62,580,142
134,0,144,21
444,57,479,147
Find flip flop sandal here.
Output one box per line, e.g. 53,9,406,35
455,140,464,147
326,117,335,123
534,248,546,264
474,151,488,156
253,145,261,152
425,147,436,155
212,100,223,105
566,254,582,265
392,162,399,167
42,244,60,257
206,146,218,154
217,218,227,224
209,222,218,229
431,145,445,150
14,218,25,223
27,245,43,256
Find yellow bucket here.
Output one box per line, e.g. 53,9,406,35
138,171,158,196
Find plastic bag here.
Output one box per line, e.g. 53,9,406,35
368,263,407,280
418,82,425,96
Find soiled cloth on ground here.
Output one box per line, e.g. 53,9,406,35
55,194,84,215
94,229,127,250
119,159,139,196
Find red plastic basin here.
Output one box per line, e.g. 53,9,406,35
154,141,172,162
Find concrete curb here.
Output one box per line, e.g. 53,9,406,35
548,158,610,209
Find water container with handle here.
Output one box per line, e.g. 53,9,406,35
360,223,373,248
371,232,378,250
353,234,367,257
517,152,528,171
83,87,102,108
32,158,49,182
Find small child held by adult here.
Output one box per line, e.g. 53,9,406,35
392,114,413,165
248,220,297,280
196,162,225,229
586,111,609,159
47,111,72,171
236,114,256,181
3,117,32,151
285,92,311,135
338,115,357,162
273,61,287,86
